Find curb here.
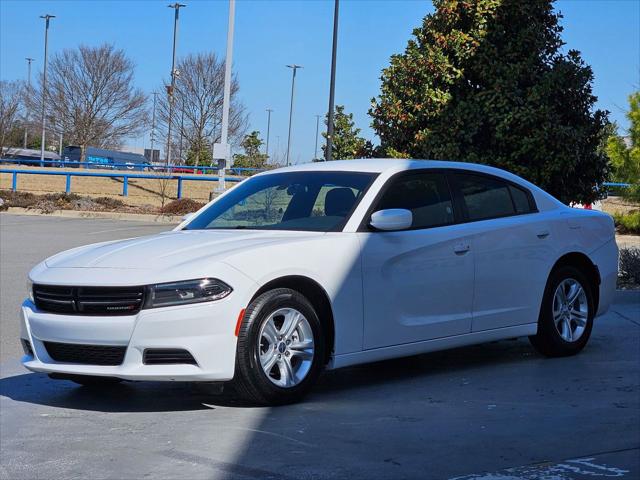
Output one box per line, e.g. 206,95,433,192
2,207,181,223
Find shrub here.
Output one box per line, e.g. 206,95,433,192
613,211,640,235
619,248,640,285
159,198,205,216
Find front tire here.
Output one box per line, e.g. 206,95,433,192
529,265,594,357
234,288,325,405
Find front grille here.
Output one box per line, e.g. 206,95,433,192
143,348,197,365
44,341,126,365
33,284,145,316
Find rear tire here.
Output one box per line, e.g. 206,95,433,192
234,288,325,406
529,265,594,357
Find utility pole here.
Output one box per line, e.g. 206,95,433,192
150,92,158,163
166,3,186,167
285,64,302,167
178,97,185,164
314,114,321,161
39,14,55,166
215,0,235,192
58,132,63,157
23,57,34,149
265,108,273,159
326,0,339,161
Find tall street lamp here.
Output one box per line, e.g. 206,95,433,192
39,14,54,166
285,64,302,167
325,0,339,161
150,92,158,163
216,0,235,192
265,108,273,159
314,114,321,161
166,3,186,166
23,57,35,149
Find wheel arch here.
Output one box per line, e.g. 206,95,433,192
250,275,335,365
549,252,601,313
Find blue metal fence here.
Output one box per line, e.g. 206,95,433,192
0,158,265,175
1,168,243,198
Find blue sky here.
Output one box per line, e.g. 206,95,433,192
1,0,638,163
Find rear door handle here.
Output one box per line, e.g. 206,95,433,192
453,243,470,254
536,230,550,239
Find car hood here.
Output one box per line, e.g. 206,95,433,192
44,229,323,270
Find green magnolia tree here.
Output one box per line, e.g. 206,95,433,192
606,92,640,201
322,105,373,160
185,137,212,167
233,131,269,169
370,0,609,204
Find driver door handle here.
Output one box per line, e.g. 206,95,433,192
536,230,550,239
453,243,470,255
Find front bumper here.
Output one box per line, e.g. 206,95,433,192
20,292,247,381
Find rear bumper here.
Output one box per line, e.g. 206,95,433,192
20,293,245,381
591,238,618,317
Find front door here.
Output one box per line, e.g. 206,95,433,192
359,170,475,349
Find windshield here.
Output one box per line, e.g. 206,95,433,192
184,170,378,232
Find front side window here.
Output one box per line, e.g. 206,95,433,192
375,172,455,229
453,173,517,221
184,171,377,232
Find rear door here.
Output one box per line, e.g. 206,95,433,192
359,170,475,349
449,171,553,331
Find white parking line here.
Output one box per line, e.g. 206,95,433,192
450,455,632,480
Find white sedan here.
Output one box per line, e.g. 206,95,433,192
21,159,618,404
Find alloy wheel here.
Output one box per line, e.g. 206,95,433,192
552,278,589,343
258,307,315,388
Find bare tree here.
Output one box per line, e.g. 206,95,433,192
28,44,148,161
0,80,23,154
156,52,248,166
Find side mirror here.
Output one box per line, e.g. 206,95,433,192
182,213,195,222
369,209,413,231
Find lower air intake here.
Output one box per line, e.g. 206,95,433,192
44,342,126,366
143,348,197,365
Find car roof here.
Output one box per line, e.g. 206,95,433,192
264,158,518,179
259,158,565,211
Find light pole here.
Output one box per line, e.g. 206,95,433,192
39,14,54,166
23,57,34,149
326,0,339,161
178,96,185,164
314,114,321,161
285,64,302,167
150,92,158,163
216,0,235,192
265,108,273,159
166,3,186,167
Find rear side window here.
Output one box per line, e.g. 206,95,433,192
509,185,534,214
376,172,454,228
453,173,515,221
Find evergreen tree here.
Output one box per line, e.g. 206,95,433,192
606,92,640,201
233,131,269,169
323,105,372,160
370,0,609,204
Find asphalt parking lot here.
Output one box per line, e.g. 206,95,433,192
1,214,639,480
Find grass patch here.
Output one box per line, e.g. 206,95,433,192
613,210,640,235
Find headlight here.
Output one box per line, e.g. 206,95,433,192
145,278,232,308
26,279,34,302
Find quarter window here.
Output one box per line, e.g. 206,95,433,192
454,173,516,221
509,185,534,214
376,172,455,229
